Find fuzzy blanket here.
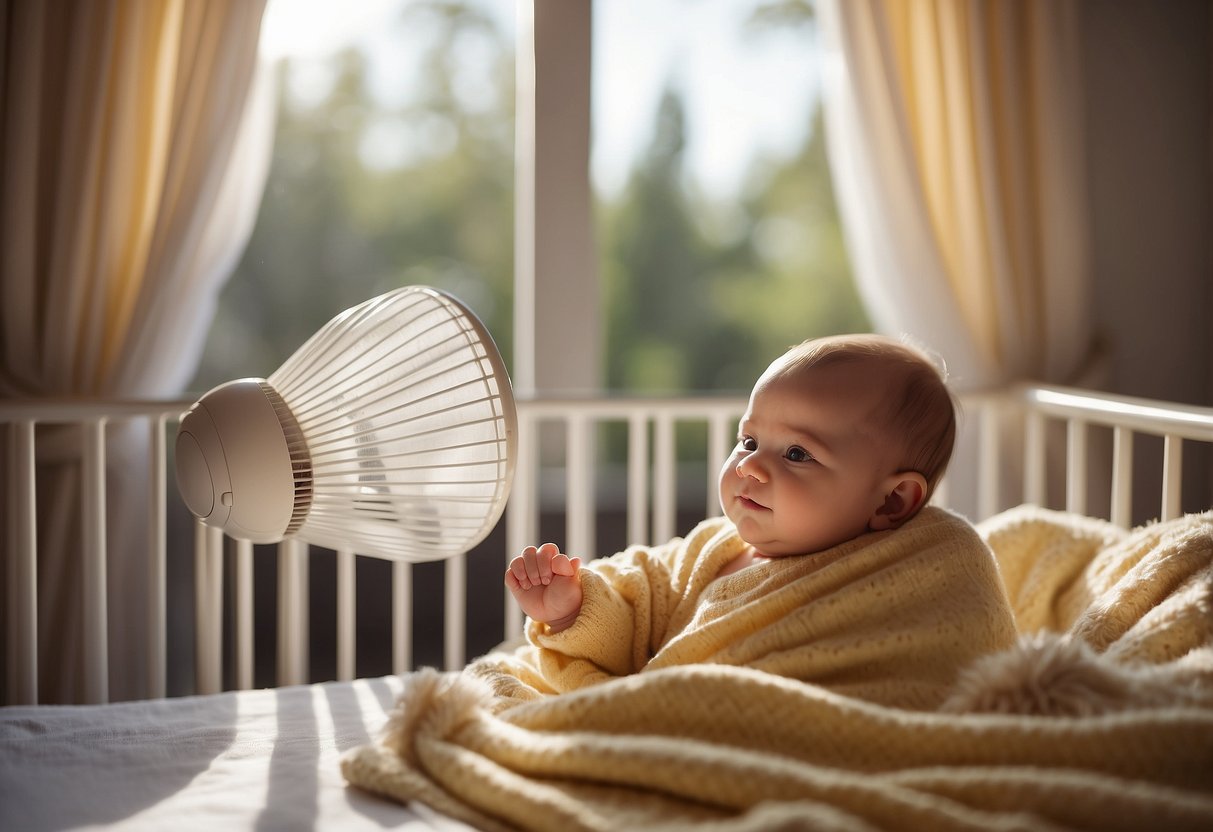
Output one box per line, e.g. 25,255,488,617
342,506,1213,831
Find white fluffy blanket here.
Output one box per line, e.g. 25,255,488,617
343,506,1213,831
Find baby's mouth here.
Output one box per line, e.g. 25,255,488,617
738,494,769,511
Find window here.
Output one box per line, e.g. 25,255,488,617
194,0,864,399
191,0,516,393
593,0,867,393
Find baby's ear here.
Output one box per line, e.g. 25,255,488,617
868,472,928,531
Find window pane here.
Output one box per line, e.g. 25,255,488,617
593,0,868,393
190,0,515,393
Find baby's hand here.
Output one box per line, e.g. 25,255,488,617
505,543,583,632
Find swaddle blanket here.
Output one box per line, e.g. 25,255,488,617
342,506,1213,831
476,507,1017,710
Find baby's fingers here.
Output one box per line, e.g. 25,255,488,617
504,567,522,590
550,554,581,577
535,542,562,585
509,548,539,590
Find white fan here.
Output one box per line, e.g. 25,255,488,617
175,286,516,562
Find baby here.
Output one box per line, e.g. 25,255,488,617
506,333,956,631
495,333,1014,708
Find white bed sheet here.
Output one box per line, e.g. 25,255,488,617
0,675,472,831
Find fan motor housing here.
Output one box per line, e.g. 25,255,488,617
175,379,297,542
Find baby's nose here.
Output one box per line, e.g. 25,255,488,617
736,454,768,482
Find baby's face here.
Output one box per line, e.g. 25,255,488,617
718,361,904,557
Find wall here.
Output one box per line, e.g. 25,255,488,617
1081,0,1211,521
1083,0,1211,407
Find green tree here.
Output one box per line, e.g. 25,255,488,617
599,0,867,396
602,89,722,392
600,99,866,394
723,104,869,360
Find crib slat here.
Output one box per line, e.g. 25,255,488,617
978,403,1000,519
6,421,38,705
337,548,355,682
1111,427,1133,528
566,414,594,559
195,523,224,695
193,522,208,693
654,415,676,542
706,413,730,518
82,420,109,704
393,561,413,673
236,539,254,690
627,413,649,545
1024,410,1046,506
504,412,537,639
1161,434,1183,521
277,538,308,686
148,416,167,699
1066,419,1088,515
445,554,466,671
208,526,225,694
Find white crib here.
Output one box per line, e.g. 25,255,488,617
3,383,1213,707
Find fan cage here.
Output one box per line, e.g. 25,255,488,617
267,286,517,562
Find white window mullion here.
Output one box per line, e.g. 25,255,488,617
515,0,598,396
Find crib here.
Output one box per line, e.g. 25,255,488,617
2,383,1212,831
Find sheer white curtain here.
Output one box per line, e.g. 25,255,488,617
1,0,274,701
818,0,1098,518
819,0,1096,391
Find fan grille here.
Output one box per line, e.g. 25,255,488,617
267,286,516,562
259,381,314,535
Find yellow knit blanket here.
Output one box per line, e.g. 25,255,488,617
342,506,1213,831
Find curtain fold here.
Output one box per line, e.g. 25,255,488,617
819,0,1095,391
1,0,273,702
2,0,273,398
818,0,1097,520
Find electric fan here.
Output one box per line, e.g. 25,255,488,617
174,286,516,562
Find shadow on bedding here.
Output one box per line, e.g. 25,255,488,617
254,685,320,831
0,693,238,831
256,677,428,831
329,677,449,828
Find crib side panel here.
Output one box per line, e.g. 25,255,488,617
4,386,1212,704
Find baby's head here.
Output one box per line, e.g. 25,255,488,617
777,334,957,494
719,333,956,557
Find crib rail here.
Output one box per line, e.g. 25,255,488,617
955,384,1213,525
1018,384,1213,523
3,400,185,707
4,385,1212,705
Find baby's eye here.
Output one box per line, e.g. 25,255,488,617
785,446,813,463
739,436,757,451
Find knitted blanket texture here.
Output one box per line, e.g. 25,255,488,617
342,506,1213,831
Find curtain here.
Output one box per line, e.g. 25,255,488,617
1,0,273,702
819,0,1096,391
818,0,1099,519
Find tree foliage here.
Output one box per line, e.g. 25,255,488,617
600,89,867,394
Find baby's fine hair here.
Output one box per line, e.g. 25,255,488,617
778,333,957,496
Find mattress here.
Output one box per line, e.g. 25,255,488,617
0,675,470,831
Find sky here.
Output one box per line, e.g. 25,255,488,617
259,0,823,199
